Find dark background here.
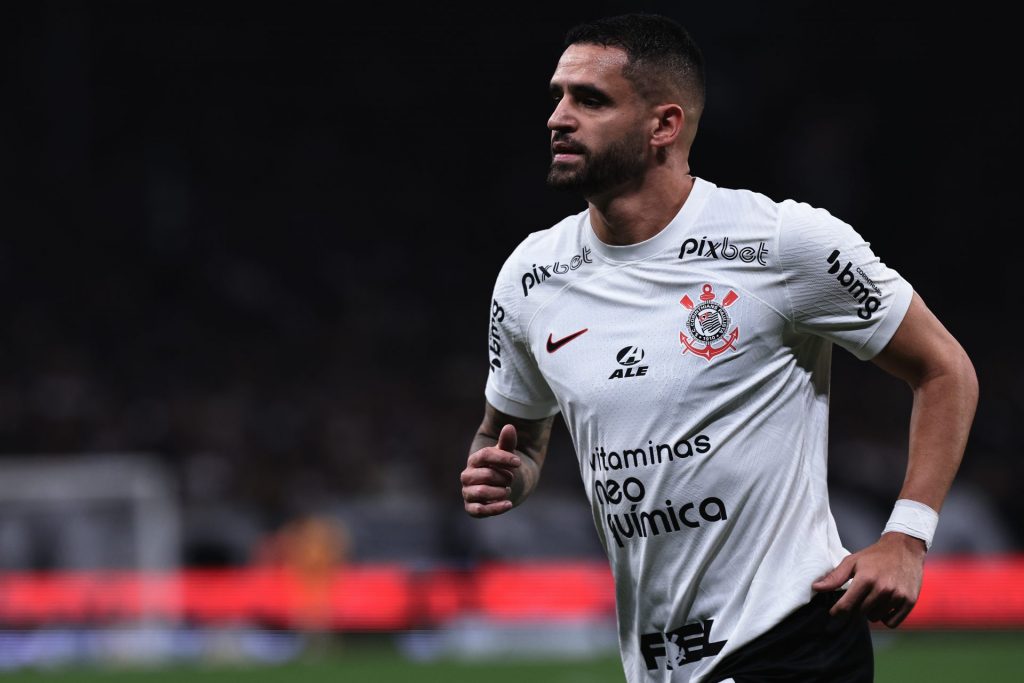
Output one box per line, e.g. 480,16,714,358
2,2,1020,567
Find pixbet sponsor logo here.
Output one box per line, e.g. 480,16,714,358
678,236,768,265
609,345,648,379
521,246,593,297
639,619,727,671
826,249,881,319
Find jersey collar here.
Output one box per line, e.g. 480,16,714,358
585,176,715,263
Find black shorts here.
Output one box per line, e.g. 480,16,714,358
704,590,873,682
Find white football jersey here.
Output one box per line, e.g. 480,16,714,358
484,177,913,682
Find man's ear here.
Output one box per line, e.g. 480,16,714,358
651,103,685,149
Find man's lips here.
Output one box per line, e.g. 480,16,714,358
552,152,583,162
551,142,585,162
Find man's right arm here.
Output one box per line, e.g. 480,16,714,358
461,401,555,518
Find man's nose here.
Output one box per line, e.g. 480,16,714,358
547,99,576,132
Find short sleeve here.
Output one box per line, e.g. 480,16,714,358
484,255,560,419
779,200,913,360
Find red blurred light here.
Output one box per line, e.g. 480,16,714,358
0,557,1021,629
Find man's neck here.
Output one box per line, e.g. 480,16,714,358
587,171,695,246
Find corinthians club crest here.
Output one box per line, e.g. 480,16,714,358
679,283,739,361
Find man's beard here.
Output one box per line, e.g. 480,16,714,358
546,129,648,196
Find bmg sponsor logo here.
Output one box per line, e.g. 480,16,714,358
488,299,505,371
678,236,768,265
826,249,882,319
521,246,593,297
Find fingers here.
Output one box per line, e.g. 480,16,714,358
462,425,521,518
465,500,514,517
863,585,914,627
460,466,514,487
463,484,512,506
862,586,896,622
862,590,915,629
829,574,871,617
461,464,515,517
496,423,518,453
812,555,856,593
827,574,916,626
463,483,511,499
883,601,914,628
462,481,513,518
814,539,923,626
466,444,521,470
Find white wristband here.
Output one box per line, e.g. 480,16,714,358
882,499,939,550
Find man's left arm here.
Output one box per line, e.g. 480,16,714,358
812,291,979,627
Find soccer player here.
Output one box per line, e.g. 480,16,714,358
460,13,978,683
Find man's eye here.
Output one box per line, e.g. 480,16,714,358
582,98,603,108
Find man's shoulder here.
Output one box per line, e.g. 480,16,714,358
703,180,848,232
500,208,589,270
493,208,595,299
702,180,787,223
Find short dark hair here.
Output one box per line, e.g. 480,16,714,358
565,13,705,115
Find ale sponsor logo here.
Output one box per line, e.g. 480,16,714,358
609,345,648,379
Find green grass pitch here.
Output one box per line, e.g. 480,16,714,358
1,631,1020,682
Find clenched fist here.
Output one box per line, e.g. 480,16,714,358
461,424,521,517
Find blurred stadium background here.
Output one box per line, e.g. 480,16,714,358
2,2,1022,680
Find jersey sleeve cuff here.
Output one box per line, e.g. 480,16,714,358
853,279,914,361
485,385,560,420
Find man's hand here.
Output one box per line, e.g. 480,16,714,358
461,424,521,517
811,532,927,628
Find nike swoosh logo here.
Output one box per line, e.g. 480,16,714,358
546,328,589,353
